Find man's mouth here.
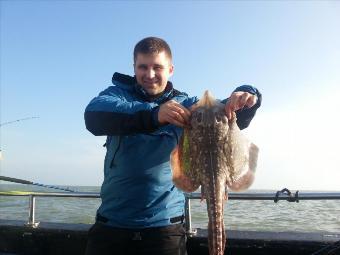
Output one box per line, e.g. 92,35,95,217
143,80,158,86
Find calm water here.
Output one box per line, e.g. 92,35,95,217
1,184,340,233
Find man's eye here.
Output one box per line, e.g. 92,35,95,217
138,66,147,70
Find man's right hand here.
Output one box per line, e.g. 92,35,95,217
158,100,191,128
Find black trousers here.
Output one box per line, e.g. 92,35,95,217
85,222,187,255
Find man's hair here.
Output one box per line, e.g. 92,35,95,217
133,37,172,63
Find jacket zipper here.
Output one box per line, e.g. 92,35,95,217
110,136,122,168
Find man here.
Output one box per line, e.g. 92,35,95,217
84,37,261,255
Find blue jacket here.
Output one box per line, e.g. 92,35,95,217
85,72,261,228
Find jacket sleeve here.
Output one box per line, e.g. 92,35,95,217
221,85,262,130
84,87,159,136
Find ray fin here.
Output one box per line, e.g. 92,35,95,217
171,129,200,192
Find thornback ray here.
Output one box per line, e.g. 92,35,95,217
171,90,259,255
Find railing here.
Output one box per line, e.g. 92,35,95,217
1,190,340,234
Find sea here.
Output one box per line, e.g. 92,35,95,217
1,184,340,233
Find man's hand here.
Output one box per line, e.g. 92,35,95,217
225,92,257,120
158,100,191,127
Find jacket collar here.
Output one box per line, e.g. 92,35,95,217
112,72,175,103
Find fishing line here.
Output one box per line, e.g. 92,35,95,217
326,244,340,255
310,240,340,255
0,175,75,192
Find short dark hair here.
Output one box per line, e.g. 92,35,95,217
133,37,172,63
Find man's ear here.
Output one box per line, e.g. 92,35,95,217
169,64,174,77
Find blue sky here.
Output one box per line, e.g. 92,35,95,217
1,1,340,190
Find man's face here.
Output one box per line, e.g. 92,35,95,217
134,51,174,96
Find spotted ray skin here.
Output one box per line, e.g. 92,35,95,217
171,91,259,255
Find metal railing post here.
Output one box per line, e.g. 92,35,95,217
25,195,39,228
185,196,197,236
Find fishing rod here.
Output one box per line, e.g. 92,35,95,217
0,175,75,192
0,116,40,160
0,116,40,127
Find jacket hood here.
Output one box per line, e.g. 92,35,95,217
112,72,137,90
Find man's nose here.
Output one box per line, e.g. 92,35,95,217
146,68,155,79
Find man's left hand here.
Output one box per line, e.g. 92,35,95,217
225,92,257,120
